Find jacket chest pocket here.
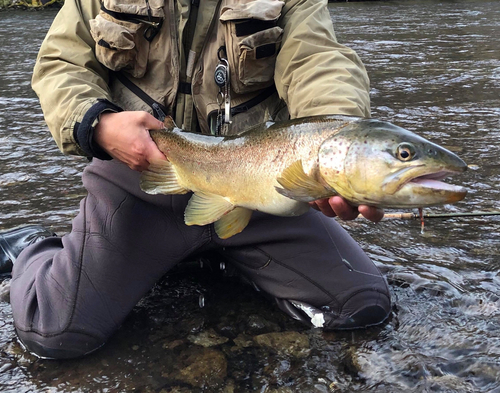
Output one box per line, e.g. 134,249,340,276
89,0,164,79
220,0,284,94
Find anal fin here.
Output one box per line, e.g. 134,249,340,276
185,192,234,226
140,159,188,195
214,207,253,239
276,160,334,202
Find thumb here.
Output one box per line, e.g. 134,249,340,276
141,112,166,130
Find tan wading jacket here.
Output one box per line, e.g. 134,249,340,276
32,0,371,158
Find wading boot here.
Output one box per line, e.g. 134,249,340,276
0,225,56,276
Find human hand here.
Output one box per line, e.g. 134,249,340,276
310,196,384,223
94,111,166,171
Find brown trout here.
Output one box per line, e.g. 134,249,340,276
140,116,467,239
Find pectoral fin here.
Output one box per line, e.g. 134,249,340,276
214,207,253,239
185,192,234,226
140,159,188,195
276,160,333,202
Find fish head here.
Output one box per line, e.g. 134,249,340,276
318,119,467,208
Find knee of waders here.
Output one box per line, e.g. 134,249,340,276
276,289,391,330
324,289,391,329
15,329,106,359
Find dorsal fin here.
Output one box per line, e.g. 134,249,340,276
163,116,177,130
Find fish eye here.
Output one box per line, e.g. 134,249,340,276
396,143,416,161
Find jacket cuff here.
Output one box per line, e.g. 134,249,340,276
73,99,123,160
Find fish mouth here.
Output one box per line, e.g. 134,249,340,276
381,164,467,206
399,169,467,204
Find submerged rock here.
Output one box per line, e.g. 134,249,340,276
171,347,228,388
245,314,281,335
187,328,229,347
253,331,310,358
158,387,192,393
0,280,10,303
232,333,254,350
264,387,294,393
162,339,185,350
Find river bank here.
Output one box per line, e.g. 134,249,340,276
0,0,62,10
0,0,376,10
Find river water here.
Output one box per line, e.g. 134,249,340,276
0,0,499,392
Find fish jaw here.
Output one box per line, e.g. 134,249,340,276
385,169,467,207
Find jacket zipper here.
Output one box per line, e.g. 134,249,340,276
100,5,163,42
100,5,163,25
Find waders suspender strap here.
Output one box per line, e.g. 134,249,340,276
115,71,278,131
176,0,199,132
114,72,169,122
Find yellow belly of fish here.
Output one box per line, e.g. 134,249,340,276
178,165,309,216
